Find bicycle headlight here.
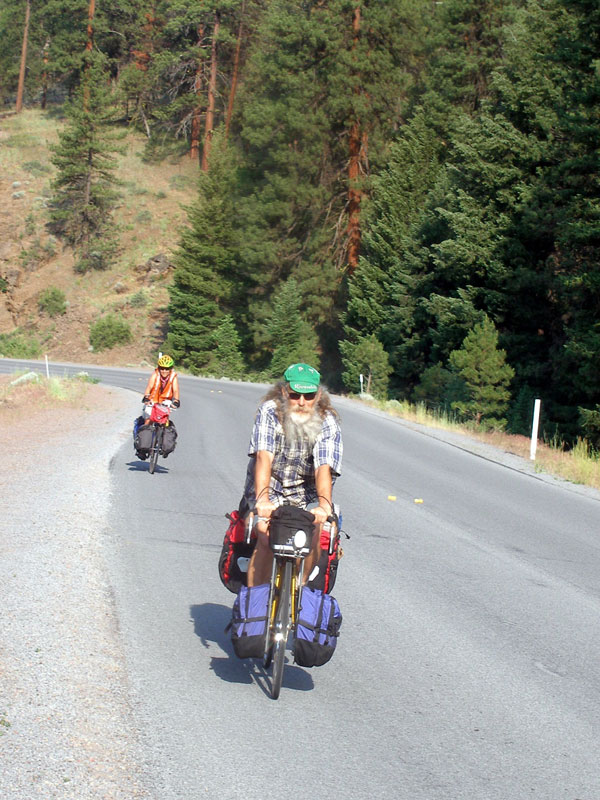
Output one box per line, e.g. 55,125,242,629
293,529,307,549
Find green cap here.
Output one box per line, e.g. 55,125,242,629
283,363,321,393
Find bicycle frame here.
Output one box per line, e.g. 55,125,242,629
259,513,315,699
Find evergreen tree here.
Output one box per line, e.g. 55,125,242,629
578,406,600,450
341,0,515,398
166,136,245,373
507,385,537,436
210,313,245,378
340,333,392,400
449,317,514,426
233,0,426,364
48,54,123,272
266,279,320,378
413,362,454,409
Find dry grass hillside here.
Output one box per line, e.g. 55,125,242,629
0,108,198,366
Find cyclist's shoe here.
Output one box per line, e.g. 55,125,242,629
136,449,149,460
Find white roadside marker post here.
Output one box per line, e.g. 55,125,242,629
530,398,541,461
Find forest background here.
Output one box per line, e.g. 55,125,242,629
1,0,600,448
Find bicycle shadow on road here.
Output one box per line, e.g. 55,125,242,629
125,459,170,473
189,602,314,695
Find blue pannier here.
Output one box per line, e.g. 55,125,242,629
230,583,269,659
294,587,342,667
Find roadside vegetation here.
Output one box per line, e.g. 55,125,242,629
0,372,99,415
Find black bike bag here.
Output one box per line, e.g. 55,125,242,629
269,505,315,556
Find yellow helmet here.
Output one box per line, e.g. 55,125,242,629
157,354,174,369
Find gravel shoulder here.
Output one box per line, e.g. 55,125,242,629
0,381,153,800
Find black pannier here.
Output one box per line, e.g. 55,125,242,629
161,422,177,455
135,423,153,452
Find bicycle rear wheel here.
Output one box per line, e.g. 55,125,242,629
271,560,292,699
148,426,161,474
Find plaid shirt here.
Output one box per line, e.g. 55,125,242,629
243,400,343,508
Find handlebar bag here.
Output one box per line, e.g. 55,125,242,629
149,403,170,425
294,587,342,668
229,583,269,659
269,505,315,552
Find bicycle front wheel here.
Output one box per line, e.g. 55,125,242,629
148,426,160,474
271,560,292,700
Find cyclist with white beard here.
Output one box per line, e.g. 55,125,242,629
240,363,343,587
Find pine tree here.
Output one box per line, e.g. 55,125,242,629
341,108,444,392
233,0,426,364
48,54,123,272
210,314,245,378
449,317,514,426
266,279,320,378
341,0,514,398
166,136,245,373
340,334,392,400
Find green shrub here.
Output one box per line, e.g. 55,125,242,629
168,174,195,191
38,287,67,317
129,290,148,308
0,277,8,293
135,209,152,224
89,314,132,351
23,160,52,176
25,213,36,235
74,240,116,273
0,331,42,358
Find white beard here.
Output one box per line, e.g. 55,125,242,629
283,407,323,449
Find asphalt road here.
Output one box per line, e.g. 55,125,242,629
3,358,600,799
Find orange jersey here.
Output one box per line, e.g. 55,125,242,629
144,369,179,404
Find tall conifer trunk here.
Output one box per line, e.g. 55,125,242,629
132,9,156,72
16,0,31,113
83,0,96,111
190,23,206,161
41,40,50,110
347,5,365,273
225,0,246,138
131,7,157,136
86,0,95,53
201,11,220,172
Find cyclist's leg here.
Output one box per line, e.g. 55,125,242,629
247,534,273,586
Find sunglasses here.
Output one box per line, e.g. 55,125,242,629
288,390,317,401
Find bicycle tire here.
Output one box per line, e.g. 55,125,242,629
271,560,292,699
149,426,160,474
263,644,273,671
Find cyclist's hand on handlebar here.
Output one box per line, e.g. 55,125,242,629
171,398,180,408
255,499,276,535
255,499,276,518
142,395,150,403
310,505,329,526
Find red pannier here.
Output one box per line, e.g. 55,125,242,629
306,523,342,594
218,510,257,594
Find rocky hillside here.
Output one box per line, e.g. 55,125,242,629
0,108,198,366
